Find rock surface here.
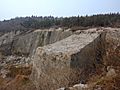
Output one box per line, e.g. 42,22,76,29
0,28,72,56
31,29,120,90
0,27,119,90
31,32,100,90
0,28,72,90
12,28,72,56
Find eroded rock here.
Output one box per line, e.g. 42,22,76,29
31,32,100,90
31,29,120,90
0,28,72,56
12,28,72,56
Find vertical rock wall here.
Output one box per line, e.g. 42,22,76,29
12,29,72,56
0,29,72,56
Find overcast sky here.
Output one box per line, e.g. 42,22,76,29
0,0,120,20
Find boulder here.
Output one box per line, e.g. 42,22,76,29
31,29,120,90
31,32,100,90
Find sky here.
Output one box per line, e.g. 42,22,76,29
0,0,120,20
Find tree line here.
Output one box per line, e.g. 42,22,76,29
0,13,120,32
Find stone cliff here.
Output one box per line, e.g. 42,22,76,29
12,28,72,56
0,28,72,56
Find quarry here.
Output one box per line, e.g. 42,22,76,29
0,27,119,90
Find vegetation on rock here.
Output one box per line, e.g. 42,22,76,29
0,13,120,32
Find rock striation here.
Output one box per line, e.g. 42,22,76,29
31,29,120,90
0,28,72,56
12,28,72,56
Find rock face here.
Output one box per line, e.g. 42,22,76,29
0,31,21,55
12,28,72,56
0,28,72,56
31,29,120,90
0,28,72,90
31,32,99,90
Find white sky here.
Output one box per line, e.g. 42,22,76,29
0,0,120,20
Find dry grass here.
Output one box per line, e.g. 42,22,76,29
0,65,36,90
3,75,36,90
87,69,120,90
6,65,32,78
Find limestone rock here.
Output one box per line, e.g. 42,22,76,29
0,31,20,55
106,66,116,77
31,29,120,90
0,28,72,56
12,28,72,56
31,33,100,90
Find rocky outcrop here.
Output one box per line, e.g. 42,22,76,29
0,28,72,56
12,28,72,56
0,28,72,90
0,31,21,55
31,29,120,90
0,27,119,90
31,32,100,90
